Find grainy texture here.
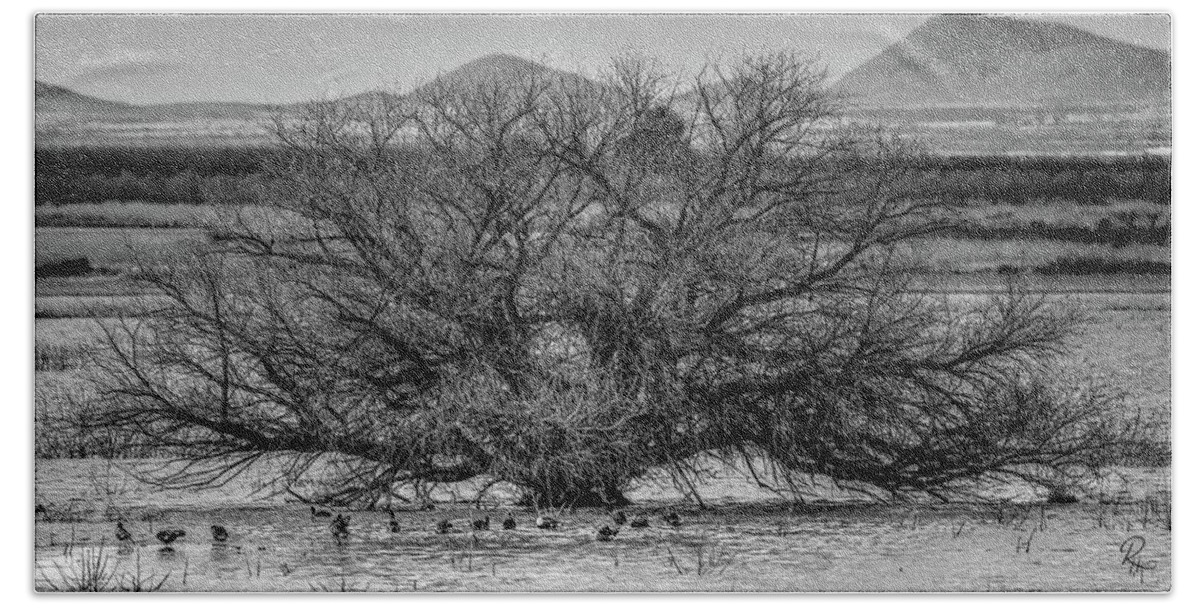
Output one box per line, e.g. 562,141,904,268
34,13,1170,593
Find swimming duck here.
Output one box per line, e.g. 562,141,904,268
663,511,682,527
502,512,517,530
471,515,490,531
436,519,454,534
310,505,332,519
211,525,229,542
535,516,560,530
595,524,619,542
629,514,650,528
156,529,186,546
611,510,627,526
329,514,350,540
115,521,133,542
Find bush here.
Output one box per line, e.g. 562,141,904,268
1035,257,1170,276
35,257,94,278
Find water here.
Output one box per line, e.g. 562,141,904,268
34,460,1171,592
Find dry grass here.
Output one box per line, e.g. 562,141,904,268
37,543,172,592
910,237,1169,274
36,295,152,319
35,226,208,268
36,202,223,229
960,200,1167,229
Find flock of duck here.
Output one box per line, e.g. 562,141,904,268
108,505,685,548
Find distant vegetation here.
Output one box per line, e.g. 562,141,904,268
36,146,1170,208
1031,257,1171,276
35,146,274,205
926,155,1170,207
36,257,98,279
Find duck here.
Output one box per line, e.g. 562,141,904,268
471,515,490,531
535,515,560,530
310,505,332,519
115,521,133,542
435,519,454,534
611,510,627,526
156,529,186,546
595,524,619,542
329,514,350,540
502,512,517,530
663,510,682,527
211,525,229,543
629,514,650,529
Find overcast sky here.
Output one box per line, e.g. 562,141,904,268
35,13,1171,105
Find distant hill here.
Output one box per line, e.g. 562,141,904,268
36,45,1169,155
415,53,592,95
34,55,592,145
37,80,279,122
340,53,595,106
36,80,282,145
35,80,137,116
835,14,1171,108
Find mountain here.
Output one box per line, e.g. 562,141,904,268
35,80,137,115
417,53,591,94
37,80,280,122
35,55,592,145
835,14,1171,108
36,80,283,145
340,53,595,105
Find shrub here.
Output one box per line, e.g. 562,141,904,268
35,257,94,278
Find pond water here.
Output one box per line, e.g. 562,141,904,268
34,460,1171,592
32,291,1171,592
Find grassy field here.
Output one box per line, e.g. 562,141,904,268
910,237,1169,273
35,227,208,268
32,199,1171,278
959,199,1167,229
36,202,225,229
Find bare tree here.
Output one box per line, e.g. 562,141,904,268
89,54,1147,507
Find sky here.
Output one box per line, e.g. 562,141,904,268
34,13,1172,105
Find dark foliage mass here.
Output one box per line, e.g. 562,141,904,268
34,146,278,205
35,256,94,278
34,147,1170,208
1033,257,1171,276
86,54,1152,507
926,155,1170,206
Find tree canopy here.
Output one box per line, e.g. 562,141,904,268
89,54,1146,507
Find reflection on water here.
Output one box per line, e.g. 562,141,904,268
35,491,1171,592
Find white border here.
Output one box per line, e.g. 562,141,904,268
5,1,1190,606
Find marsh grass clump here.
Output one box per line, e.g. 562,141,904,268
35,343,91,372
308,575,372,592
664,537,738,577
38,543,171,592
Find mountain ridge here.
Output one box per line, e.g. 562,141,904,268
835,14,1171,108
